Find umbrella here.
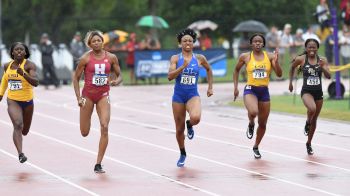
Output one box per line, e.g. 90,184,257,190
136,15,169,29
188,20,218,31
103,30,129,44
233,20,268,33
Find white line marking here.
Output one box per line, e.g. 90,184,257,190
0,120,220,196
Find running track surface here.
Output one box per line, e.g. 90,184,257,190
1,82,349,196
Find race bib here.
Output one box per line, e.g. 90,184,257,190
306,76,320,85
8,80,22,91
180,75,196,85
253,69,267,79
92,74,108,86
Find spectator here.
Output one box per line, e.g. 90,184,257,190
140,32,161,84
339,29,350,65
265,26,280,53
40,33,60,89
199,32,212,50
316,0,330,32
238,32,250,81
324,27,335,64
279,23,294,68
341,1,350,30
70,31,86,80
125,33,139,85
290,28,305,59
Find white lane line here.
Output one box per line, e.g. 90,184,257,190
31,110,341,196
0,120,220,196
112,104,350,152
0,144,99,195
33,100,350,173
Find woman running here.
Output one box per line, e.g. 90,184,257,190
73,30,122,173
0,42,39,163
233,33,282,159
289,38,331,155
168,28,213,167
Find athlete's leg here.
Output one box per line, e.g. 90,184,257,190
7,99,24,154
254,101,270,148
243,94,258,126
302,93,316,139
80,97,94,137
172,102,186,149
185,96,201,126
22,103,34,136
95,96,111,165
307,99,323,144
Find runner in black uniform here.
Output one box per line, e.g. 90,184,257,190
289,38,331,155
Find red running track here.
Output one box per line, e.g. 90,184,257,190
0,84,349,196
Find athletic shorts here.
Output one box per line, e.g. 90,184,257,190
82,88,109,104
172,88,199,104
13,99,34,110
243,85,270,102
301,89,323,101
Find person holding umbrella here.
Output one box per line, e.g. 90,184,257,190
168,28,213,167
233,33,282,159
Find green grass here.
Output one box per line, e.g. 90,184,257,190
230,95,350,122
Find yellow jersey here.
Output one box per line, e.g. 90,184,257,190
246,51,271,86
0,59,34,101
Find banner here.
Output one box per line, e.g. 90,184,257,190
135,48,227,78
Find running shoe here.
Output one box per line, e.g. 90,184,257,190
19,153,27,163
306,143,314,155
253,147,261,159
246,123,254,139
304,121,310,136
94,164,105,173
177,154,186,167
186,120,194,140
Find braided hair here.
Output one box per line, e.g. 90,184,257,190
177,28,197,43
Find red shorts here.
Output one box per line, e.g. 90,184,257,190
82,88,109,104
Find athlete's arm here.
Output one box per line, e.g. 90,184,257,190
233,53,247,101
168,55,187,81
198,54,213,97
110,53,122,86
289,55,304,92
319,57,331,79
20,60,39,87
73,53,89,106
0,63,10,101
269,49,282,77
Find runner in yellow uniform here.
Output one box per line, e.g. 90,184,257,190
233,34,282,159
0,42,39,163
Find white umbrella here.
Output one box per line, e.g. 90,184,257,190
188,20,218,31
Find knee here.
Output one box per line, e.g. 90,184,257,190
258,122,267,130
80,129,89,137
100,124,109,136
249,111,258,119
190,116,201,125
13,121,23,132
308,107,317,116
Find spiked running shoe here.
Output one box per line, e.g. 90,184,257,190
186,120,194,140
306,143,314,155
94,164,105,173
19,153,27,163
253,147,261,159
246,123,254,139
177,154,186,167
304,121,310,136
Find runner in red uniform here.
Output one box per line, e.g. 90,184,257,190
73,30,122,173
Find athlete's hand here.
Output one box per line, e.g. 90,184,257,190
109,80,119,86
234,88,239,101
207,88,213,97
289,83,293,92
319,58,326,68
182,58,190,68
272,48,279,65
17,68,24,76
78,97,86,107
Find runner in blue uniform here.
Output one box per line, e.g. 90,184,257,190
289,38,331,155
168,28,213,167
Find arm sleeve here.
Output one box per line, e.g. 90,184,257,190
0,74,8,96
